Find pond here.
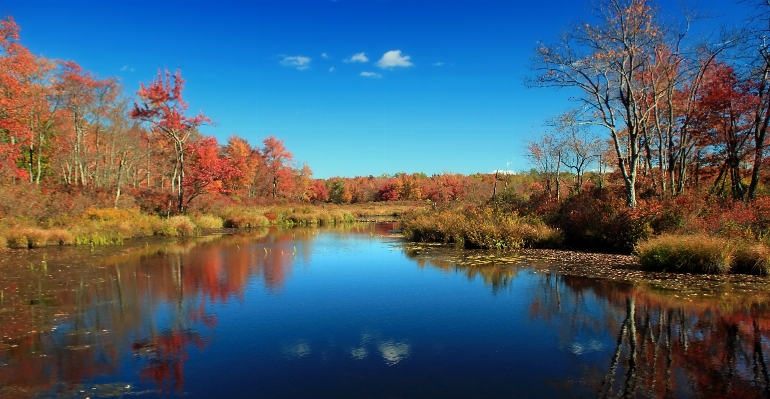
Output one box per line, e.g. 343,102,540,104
1,223,770,398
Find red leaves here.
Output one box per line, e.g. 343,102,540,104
184,136,243,203
0,16,20,43
308,180,329,202
131,68,210,138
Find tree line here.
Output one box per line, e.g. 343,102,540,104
526,0,770,207
0,16,314,213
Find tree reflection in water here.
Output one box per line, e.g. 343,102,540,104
411,247,770,398
3,226,770,398
0,223,387,397
547,275,770,398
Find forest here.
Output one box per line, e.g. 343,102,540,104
4,0,770,274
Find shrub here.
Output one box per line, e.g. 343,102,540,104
169,216,196,236
287,212,319,226
84,207,134,221
732,243,770,276
224,213,269,228
556,189,652,253
263,212,278,222
150,218,178,236
636,235,732,274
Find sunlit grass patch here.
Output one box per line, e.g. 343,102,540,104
190,214,224,229
732,243,770,276
636,234,732,274
401,205,561,250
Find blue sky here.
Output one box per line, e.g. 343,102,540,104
0,0,751,178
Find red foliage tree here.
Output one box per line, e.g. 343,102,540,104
692,63,756,200
131,69,210,212
183,136,242,210
308,179,329,202
0,16,37,183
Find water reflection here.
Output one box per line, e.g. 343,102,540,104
410,247,770,398
554,275,770,398
281,339,311,359
0,223,392,397
378,340,411,365
1,224,770,398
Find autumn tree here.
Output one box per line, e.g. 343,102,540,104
222,135,260,197
260,136,293,198
528,0,666,208
308,179,329,202
183,136,242,210
131,69,210,213
526,131,563,200
0,15,38,183
51,61,119,186
554,113,602,194
743,0,770,200
692,63,755,200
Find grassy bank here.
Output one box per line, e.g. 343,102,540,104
0,203,389,250
402,200,770,276
401,204,562,250
635,235,770,275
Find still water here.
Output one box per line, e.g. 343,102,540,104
1,223,770,398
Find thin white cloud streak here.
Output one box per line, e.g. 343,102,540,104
360,71,382,78
280,55,311,70
345,52,369,63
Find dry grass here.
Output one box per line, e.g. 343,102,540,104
190,214,224,229
732,243,770,276
401,205,562,250
224,213,270,228
328,202,423,218
636,235,732,274
2,227,74,248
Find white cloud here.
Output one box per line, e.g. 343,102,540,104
345,52,369,63
329,67,335,72
433,62,445,66
120,65,134,72
321,52,329,58
360,71,382,78
280,55,311,70
376,50,413,68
